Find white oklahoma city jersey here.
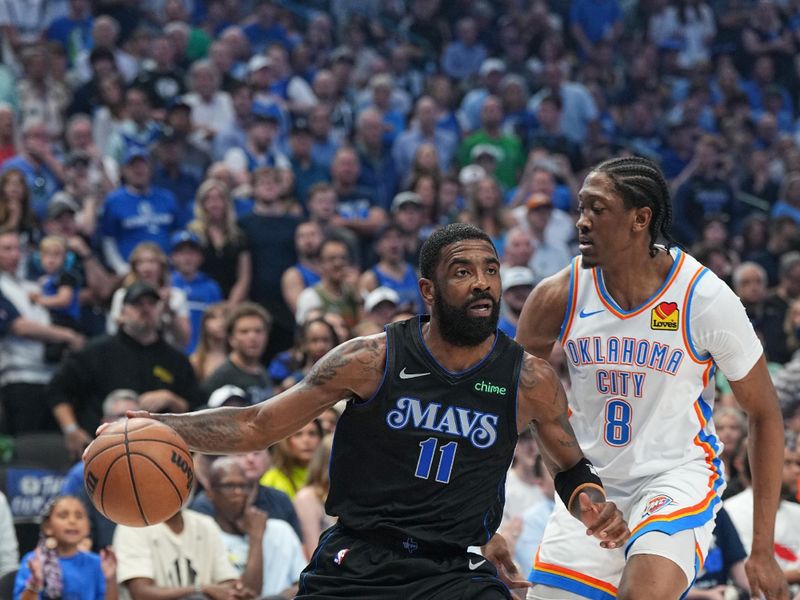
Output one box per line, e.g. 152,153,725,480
558,247,762,492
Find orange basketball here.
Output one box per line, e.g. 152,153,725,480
83,418,194,527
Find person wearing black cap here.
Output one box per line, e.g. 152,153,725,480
49,280,203,458
288,117,328,207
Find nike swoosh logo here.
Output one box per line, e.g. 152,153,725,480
468,559,486,571
399,368,431,379
579,309,604,318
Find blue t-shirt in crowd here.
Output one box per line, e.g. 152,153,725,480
171,270,223,354
570,0,621,44
42,271,81,322
101,186,180,261
498,314,517,339
372,263,424,313
46,15,93,65
14,550,106,600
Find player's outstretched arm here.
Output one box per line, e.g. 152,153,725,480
728,356,790,600
124,334,386,454
517,355,629,549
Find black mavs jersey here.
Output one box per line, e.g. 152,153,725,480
326,315,523,551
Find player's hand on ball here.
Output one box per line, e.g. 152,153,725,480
481,532,532,590
578,492,630,550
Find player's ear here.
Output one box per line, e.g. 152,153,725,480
633,206,652,233
419,278,435,307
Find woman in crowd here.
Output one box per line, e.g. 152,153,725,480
260,419,323,500
274,317,339,392
293,435,335,559
188,179,251,304
189,302,229,382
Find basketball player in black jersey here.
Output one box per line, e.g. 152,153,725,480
115,224,629,599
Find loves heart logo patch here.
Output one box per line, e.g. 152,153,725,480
651,301,679,331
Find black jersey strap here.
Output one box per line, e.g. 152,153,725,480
554,457,605,511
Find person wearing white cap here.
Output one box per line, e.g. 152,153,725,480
363,286,400,328
498,266,536,339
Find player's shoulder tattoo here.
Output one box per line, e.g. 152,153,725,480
304,334,386,388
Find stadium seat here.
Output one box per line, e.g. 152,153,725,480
12,433,73,472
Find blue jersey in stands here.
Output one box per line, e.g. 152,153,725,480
171,270,223,354
101,186,180,260
296,262,321,287
372,263,424,313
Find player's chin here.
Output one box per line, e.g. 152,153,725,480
578,250,599,269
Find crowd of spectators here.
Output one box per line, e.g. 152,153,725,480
2,0,800,597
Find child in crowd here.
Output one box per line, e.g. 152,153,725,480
29,235,82,362
14,495,117,600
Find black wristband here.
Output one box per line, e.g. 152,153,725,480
554,457,604,510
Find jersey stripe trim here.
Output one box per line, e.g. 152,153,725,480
682,267,712,364
558,257,580,342
530,548,618,599
626,394,723,547
592,248,685,319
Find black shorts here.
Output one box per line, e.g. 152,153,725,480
295,525,512,600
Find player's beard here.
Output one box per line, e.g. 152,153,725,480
433,288,500,346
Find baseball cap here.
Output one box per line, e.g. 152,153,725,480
123,146,149,165
470,144,502,161
502,266,536,292
291,116,311,135
250,102,280,123
364,287,400,313
459,164,486,186
166,97,192,113
248,54,273,74
391,191,423,213
207,385,250,408
479,58,506,77
122,281,161,305
47,192,80,219
170,230,202,251
526,193,553,210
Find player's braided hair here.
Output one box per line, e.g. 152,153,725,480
419,223,497,280
594,156,677,257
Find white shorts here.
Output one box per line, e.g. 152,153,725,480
528,462,723,599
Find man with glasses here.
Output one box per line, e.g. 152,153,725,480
205,457,306,599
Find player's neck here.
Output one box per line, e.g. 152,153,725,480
599,247,674,312
422,320,496,372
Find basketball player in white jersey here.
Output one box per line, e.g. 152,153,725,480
512,157,788,600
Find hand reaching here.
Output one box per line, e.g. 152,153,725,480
480,532,532,591
576,492,630,550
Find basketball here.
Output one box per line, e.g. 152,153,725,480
83,418,194,527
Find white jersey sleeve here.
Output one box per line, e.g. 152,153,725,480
688,271,763,382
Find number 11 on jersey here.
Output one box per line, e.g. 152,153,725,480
415,438,458,484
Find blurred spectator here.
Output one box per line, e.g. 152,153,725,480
273,317,338,392
0,490,18,578
361,287,400,331
648,0,717,70
151,130,201,227
189,302,229,383
458,95,524,189
200,301,273,404
772,172,800,226
502,227,534,271
132,34,186,110
529,62,598,145
2,119,63,221
295,236,361,327
458,58,506,134
163,99,212,181
714,406,749,499
17,44,70,139
74,16,138,84
356,108,398,211
673,135,740,245
281,220,323,315
393,95,457,179
529,94,584,172
498,266,535,339
0,169,36,256
50,280,202,456
570,0,622,62
187,179,251,304
287,117,328,207
459,176,511,254
113,508,247,600
0,103,16,166
261,419,323,500
169,231,223,355
359,224,424,313
0,231,61,435
183,59,235,146
512,454,556,572
224,103,291,190
761,251,800,364
441,17,487,80
106,242,190,351
293,435,335,559
243,0,290,54
330,146,388,243
205,457,305,598
391,191,426,263
212,82,253,162
524,193,572,278
237,167,300,357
